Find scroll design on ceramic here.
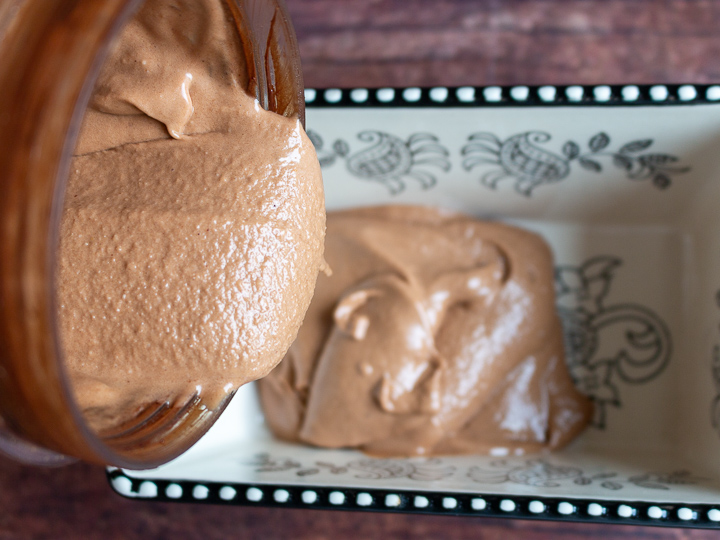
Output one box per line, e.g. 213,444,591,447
462,131,690,196
467,460,703,491
248,453,455,481
307,129,450,195
247,454,702,492
710,290,720,434
555,257,672,428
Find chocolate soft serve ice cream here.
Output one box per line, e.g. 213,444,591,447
58,0,325,432
259,206,591,456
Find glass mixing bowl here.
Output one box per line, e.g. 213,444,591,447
0,0,304,469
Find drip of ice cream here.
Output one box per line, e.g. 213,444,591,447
258,206,591,456
57,0,325,433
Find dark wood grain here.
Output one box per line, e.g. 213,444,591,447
3,0,720,538
1,458,718,540
288,0,720,88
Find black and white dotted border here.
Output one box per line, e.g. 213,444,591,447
304,84,720,107
107,469,720,529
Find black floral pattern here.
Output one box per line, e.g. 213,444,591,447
246,454,455,481
555,257,672,428
462,131,690,196
467,460,703,491
246,454,703,492
307,129,450,195
711,291,720,434
308,128,689,196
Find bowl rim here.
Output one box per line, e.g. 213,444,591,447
303,83,719,108
106,468,720,529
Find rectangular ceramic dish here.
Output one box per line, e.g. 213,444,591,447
109,84,720,529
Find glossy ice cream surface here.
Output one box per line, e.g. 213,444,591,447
259,206,591,457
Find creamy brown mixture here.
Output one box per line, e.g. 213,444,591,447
58,0,325,433
259,206,591,457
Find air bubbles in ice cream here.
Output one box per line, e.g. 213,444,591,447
57,0,325,433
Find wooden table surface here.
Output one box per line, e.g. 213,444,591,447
3,1,720,538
